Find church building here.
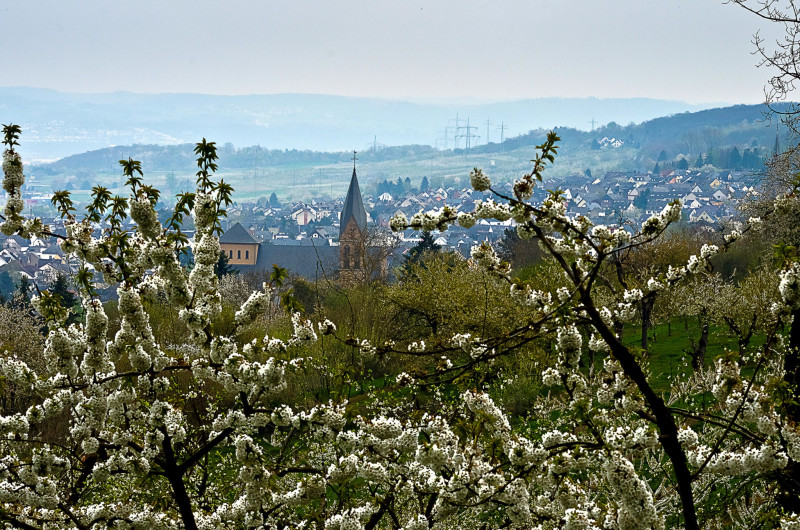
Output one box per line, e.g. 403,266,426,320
338,159,368,282
221,152,387,283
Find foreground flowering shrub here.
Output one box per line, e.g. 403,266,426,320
0,124,799,529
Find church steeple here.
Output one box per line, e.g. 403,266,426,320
339,152,368,280
339,152,367,240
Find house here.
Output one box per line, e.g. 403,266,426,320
291,206,317,226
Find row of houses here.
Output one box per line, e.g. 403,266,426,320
0,166,759,292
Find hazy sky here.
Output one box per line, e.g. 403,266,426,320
0,0,784,104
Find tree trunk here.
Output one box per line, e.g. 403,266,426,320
777,307,800,514
162,432,198,530
583,294,699,530
641,296,656,353
690,322,709,372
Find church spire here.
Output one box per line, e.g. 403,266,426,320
339,153,367,240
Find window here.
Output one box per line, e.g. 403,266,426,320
229,250,233,258
237,250,241,259
245,250,249,259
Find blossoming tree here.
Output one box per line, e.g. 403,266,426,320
1,124,800,529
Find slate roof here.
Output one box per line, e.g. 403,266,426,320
230,242,340,280
220,222,258,245
339,167,367,239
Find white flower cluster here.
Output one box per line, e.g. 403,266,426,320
389,211,408,231
557,324,582,368
130,195,160,239
778,261,800,311
590,224,632,249
690,444,788,476
469,241,510,277
641,200,682,235
1,149,25,235
290,312,318,345
469,167,491,191
510,283,554,313
408,206,456,232
235,289,270,326
604,451,664,529
450,332,487,359
474,199,512,221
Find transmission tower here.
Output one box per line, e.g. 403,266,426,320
485,118,491,144
497,122,508,143
455,118,479,151
448,113,464,150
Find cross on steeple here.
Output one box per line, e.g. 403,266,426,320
352,150,358,169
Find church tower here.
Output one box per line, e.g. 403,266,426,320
339,152,368,282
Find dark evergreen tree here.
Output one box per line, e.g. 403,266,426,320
633,187,650,209
10,275,34,313
694,154,704,168
729,146,742,169
420,176,430,191
50,272,77,311
496,227,543,270
658,150,668,162
706,148,718,167
214,250,236,278
50,272,81,324
742,148,763,169
269,192,281,208
677,157,689,170
281,217,300,239
16,276,31,303
400,231,441,278
0,271,14,300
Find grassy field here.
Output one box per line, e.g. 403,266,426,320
620,317,754,393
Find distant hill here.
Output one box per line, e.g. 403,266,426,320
1,87,716,161
485,103,793,157
34,102,791,175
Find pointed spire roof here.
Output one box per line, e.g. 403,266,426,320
220,222,257,244
774,128,781,155
340,166,367,239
